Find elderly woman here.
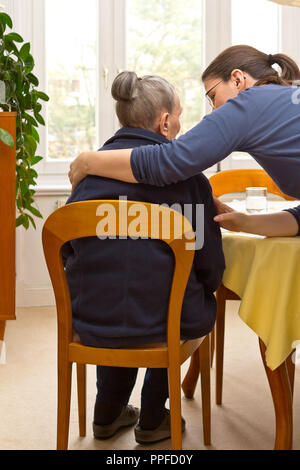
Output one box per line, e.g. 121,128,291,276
62,72,225,445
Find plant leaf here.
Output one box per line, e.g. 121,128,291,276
27,205,43,218
30,155,43,165
26,73,39,87
36,91,49,102
20,179,29,195
0,13,13,29
34,112,45,126
26,213,36,229
3,38,20,57
30,126,40,143
5,32,24,42
23,112,39,127
19,43,30,60
24,54,35,73
0,128,14,147
30,168,38,179
16,214,25,227
24,134,37,155
23,214,29,230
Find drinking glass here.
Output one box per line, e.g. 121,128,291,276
245,187,268,214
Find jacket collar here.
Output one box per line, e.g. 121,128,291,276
103,127,170,147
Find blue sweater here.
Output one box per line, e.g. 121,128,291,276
131,85,300,197
284,206,300,235
131,84,300,235
63,127,225,347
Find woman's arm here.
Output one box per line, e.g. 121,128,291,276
214,210,299,237
130,94,255,186
68,149,136,190
69,94,254,188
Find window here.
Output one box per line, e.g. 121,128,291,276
46,0,97,160
232,0,280,53
222,0,281,170
19,0,298,184
230,0,281,170
126,0,204,135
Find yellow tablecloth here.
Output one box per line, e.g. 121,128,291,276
222,233,300,370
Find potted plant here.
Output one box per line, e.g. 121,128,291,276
0,11,49,325
0,10,49,229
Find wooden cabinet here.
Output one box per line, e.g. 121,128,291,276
0,112,16,328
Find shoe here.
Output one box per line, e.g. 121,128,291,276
93,404,139,439
134,409,185,445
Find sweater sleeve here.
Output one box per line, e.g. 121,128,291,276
130,92,254,186
283,206,300,236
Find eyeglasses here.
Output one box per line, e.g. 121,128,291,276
205,79,223,108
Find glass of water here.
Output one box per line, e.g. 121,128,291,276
245,187,268,214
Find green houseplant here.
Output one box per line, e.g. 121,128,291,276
0,11,49,229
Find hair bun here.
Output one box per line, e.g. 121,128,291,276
111,71,139,101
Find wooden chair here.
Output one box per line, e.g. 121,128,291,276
210,169,296,201
210,169,295,405
182,169,296,406
42,199,211,450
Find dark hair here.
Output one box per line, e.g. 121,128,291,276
111,71,176,130
202,45,300,87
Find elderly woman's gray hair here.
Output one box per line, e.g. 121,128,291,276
111,71,176,130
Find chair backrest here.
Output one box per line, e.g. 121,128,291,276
209,169,296,201
42,200,195,351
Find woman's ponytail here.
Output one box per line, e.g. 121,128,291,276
270,53,300,82
202,45,300,87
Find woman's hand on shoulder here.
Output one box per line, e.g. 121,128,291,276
68,152,89,191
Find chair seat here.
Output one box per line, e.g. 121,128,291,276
72,330,185,348
68,337,203,369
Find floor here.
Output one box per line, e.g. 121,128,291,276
0,301,299,450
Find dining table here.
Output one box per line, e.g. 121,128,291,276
182,199,300,450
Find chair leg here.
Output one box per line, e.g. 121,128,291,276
286,349,295,402
259,339,293,450
77,363,86,437
57,360,72,450
216,286,226,405
210,328,215,368
168,361,183,450
181,350,200,399
199,336,211,445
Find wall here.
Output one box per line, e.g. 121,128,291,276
16,189,70,307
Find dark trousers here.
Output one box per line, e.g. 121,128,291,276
94,366,169,429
